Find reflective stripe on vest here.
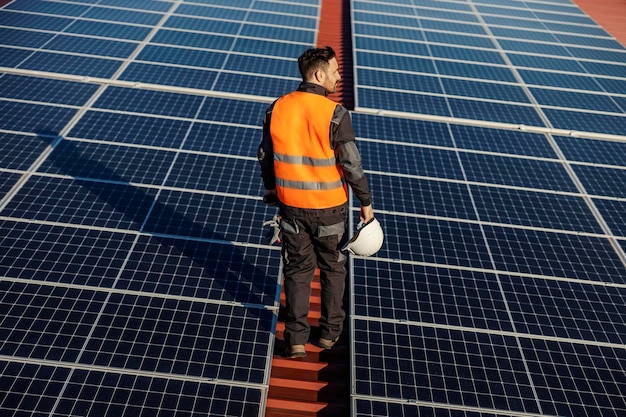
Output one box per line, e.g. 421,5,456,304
270,91,348,209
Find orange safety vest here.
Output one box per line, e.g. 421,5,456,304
270,91,348,209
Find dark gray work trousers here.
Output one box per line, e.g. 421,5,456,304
279,203,349,346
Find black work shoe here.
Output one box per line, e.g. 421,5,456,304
316,336,339,350
283,344,306,359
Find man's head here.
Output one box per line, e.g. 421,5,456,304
297,46,341,94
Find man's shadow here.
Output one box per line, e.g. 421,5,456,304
22,132,281,380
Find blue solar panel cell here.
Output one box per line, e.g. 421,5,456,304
420,18,487,35
58,370,264,417
142,191,269,244
359,141,463,179
517,69,604,92
355,36,431,56
0,74,99,106
80,293,273,383
543,108,626,136
531,88,623,113
476,4,537,18
38,141,176,185
137,45,227,69
357,89,451,117
555,136,626,166
354,11,418,27
471,185,603,233
508,53,586,73
0,27,54,48
499,39,570,57
354,22,424,41
224,55,299,78
197,97,267,126
522,1,583,14
1,176,159,230
555,33,624,49
0,46,35,68
0,172,20,199
484,225,626,283
0,220,136,287
568,46,626,63
176,3,249,20
352,113,453,147
254,0,317,15
355,399,513,417
435,60,517,83
247,11,316,29
357,51,435,73
354,1,416,15
7,0,87,17
580,60,626,77
594,199,626,237
449,99,544,126
415,7,479,23
368,174,477,219
0,281,107,362
353,320,540,413
119,63,218,90
239,24,314,43
151,29,233,50
450,125,556,158
21,52,122,78
357,69,442,94
429,44,505,65
502,275,626,345
0,132,54,170
425,31,495,48
69,111,191,147
374,213,493,269
83,7,164,25
573,164,626,199
95,87,204,118
491,27,557,42
64,19,152,40
521,339,626,417
116,236,279,306
233,38,307,59
442,78,530,103
98,0,172,12
183,123,259,156
543,21,609,37
0,361,71,415
353,260,512,331
189,0,254,7
0,10,71,31
164,15,242,34
0,101,76,134
214,71,297,96
45,35,138,58
164,153,259,195
596,77,626,95
459,152,577,192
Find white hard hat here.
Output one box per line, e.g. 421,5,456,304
342,218,384,257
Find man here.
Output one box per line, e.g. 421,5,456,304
258,46,373,358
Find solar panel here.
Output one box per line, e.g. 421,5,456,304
1,0,625,416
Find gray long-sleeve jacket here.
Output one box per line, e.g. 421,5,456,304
257,82,372,207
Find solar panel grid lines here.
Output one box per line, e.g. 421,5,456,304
351,0,626,136
2,0,626,416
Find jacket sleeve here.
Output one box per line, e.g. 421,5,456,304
331,106,372,207
257,103,276,190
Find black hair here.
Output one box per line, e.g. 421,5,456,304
297,46,336,81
